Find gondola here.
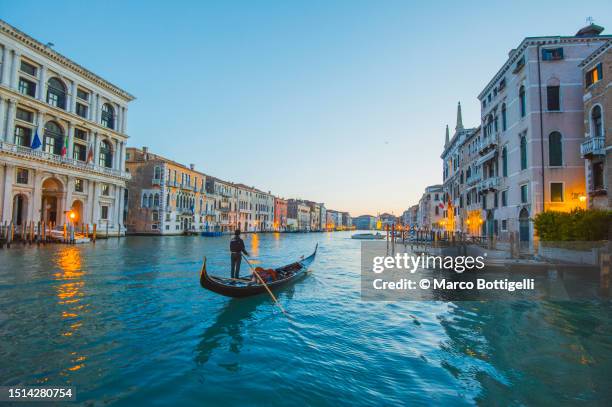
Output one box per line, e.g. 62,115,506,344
199,244,317,298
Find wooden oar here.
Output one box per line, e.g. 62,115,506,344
242,255,287,316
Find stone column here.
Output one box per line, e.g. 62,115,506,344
5,99,16,144
9,49,20,90
2,164,14,222
118,186,125,228
69,80,77,114
36,110,45,145
113,139,120,170
121,106,127,134
0,96,6,141
65,175,74,220
90,93,97,122
93,132,100,166
38,65,47,101
91,181,99,225
29,170,42,222
1,46,10,86
121,142,126,172
67,122,75,159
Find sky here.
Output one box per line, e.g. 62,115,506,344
2,0,611,216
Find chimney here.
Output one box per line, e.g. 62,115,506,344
142,146,148,161
190,163,195,170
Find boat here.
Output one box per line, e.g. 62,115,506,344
351,232,384,240
201,231,223,237
199,244,317,298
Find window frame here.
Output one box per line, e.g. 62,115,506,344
550,182,564,203
548,131,563,167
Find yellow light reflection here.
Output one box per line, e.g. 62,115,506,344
250,233,259,257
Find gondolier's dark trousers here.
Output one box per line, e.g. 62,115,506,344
231,252,242,279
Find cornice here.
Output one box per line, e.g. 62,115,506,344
0,18,135,102
578,40,611,68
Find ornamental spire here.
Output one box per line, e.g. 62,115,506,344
456,102,464,131
445,124,450,147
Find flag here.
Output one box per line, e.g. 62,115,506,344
61,136,68,157
438,202,444,209
30,130,42,150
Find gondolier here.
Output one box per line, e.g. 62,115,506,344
230,230,249,278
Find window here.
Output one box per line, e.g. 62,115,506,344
153,194,160,207
520,134,527,170
494,192,499,208
74,179,84,192
520,184,528,204
14,126,32,147
152,211,159,221
74,128,87,141
499,78,506,90
101,205,109,220
585,63,603,88
542,48,563,61
501,220,507,231
102,184,110,196
101,103,115,129
154,166,161,179
76,88,89,101
18,77,36,97
548,132,563,166
46,78,67,109
591,105,603,138
16,108,34,123
519,85,526,117
16,168,28,184
502,146,508,177
73,143,86,162
547,86,560,111
142,194,148,208
43,121,63,155
501,190,508,207
76,102,88,118
435,206,439,215
99,140,113,168
513,55,525,73
501,103,507,131
550,183,563,202
20,60,37,76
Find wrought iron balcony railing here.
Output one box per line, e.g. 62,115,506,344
580,137,605,158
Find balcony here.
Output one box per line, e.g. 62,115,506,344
478,135,497,154
466,172,482,186
478,177,500,192
580,137,605,158
152,178,161,185
0,141,130,180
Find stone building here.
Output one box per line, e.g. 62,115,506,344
274,197,287,231
476,23,610,244
579,39,611,208
0,19,133,235
125,147,211,234
417,185,443,230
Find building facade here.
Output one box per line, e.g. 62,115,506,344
125,147,211,234
353,214,376,230
274,197,287,231
0,20,133,236
579,39,611,209
476,24,610,243
417,185,443,230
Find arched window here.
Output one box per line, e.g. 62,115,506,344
519,85,526,117
43,121,64,155
549,131,563,166
501,103,507,131
99,140,113,168
142,194,148,208
148,194,153,208
502,146,508,177
591,105,603,138
520,135,527,170
101,103,115,129
154,166,161,179
47,78,67,109
153,193,160,207
166,193,170,206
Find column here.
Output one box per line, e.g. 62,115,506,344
90,93,97,122
67,122,75,159
113,185,121,225
95,94,101,123
91,181,99,225
1,46,10,86
118,186,125,228
69,80,77,114
5,99,16,144
29,170,42,222
65,176,74,220
93,132,100,166
2,164,14,222
9,49,20,90
84,180,93,224
36,110,45,145
121,106,127,134
0,96,6,141
113,139,119,170
38,65,47,101
120,142,126,172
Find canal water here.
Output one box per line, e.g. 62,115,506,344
0,232,610,405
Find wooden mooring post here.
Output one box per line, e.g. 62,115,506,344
92,223,97,243
600,252,610,297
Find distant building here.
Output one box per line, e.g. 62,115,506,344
319,203,327,231
379,212,398,229
287,199,310,231
341,211,352,228
417,185,443,230
125,147,209,234
274,197,287,231
579,40,610,209
353,214,376,230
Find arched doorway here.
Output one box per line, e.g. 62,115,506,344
41,178,64,225
12,194,28,226
486,210,495,237
519,208,530,242
71,200,84,224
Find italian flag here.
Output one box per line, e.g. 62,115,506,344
61,136,69,157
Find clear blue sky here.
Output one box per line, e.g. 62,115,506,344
2,1,610,216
